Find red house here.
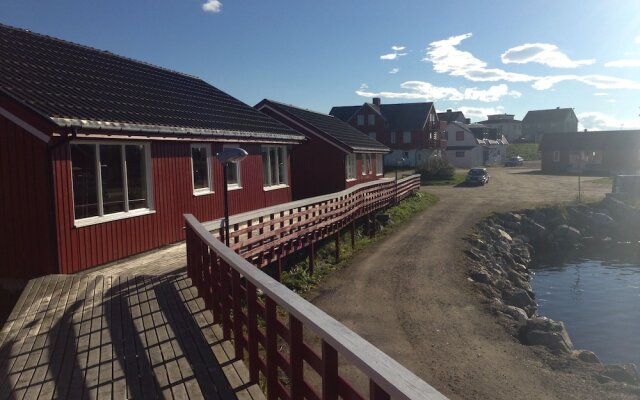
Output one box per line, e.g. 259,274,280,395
330,98,446,168
0,25,305,281
255,100,390,200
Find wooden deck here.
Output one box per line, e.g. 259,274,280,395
0,270,264,400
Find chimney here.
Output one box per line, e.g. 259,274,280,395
556,107,560,109
447,109,452,112
372,98,381,106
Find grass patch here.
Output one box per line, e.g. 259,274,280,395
590,176,613,186
507,143,540,161
384,167,417,179
280,191,439,294
421,171,466,186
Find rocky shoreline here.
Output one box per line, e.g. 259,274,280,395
466,195,640,389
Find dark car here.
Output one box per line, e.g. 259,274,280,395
505,156,524,167
465,168,489,185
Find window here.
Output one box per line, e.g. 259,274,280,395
455,151,465,158
366,154,372,174
223,143,242,189
456,131,465,141
262,145,288,187
346,154,356,180
390,131,396,144
368,132,376,140
70,142,152,223
376,154,383,175
553,151,560,162
403,131,411,144
359,154,366,175
191,144,212,194
368,114,375,126
357,115,364,126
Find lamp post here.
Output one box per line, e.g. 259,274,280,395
395,157,405,204
216,147,248,247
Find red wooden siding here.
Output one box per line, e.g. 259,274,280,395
53,141,292,273
0,115,57,280
290,136,346,200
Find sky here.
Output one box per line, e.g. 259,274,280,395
2,0,640,130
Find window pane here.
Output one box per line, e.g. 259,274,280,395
126,144,148,210
100,145,125,214
277,147,286,184
226,163,239,185
71,144,99,219
261,148,270,186
192,146,209,190
270,148,278,185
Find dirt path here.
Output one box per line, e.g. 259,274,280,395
307,163,620,400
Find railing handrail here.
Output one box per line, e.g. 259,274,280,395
185,213,448,400
203,175,420,231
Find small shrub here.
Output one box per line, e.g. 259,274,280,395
417,157,455,181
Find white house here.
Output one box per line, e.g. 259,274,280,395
444,122,484,168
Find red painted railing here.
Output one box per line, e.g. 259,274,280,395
184,212,448,400
202,175,421,268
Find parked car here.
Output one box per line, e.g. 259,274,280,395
465,168,490,185
505,156,524,167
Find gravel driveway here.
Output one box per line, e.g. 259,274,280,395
306,163,622,400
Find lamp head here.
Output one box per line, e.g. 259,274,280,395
217,147,248,164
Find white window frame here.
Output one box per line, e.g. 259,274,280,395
223,143,243,191
191,143,213,195
262,145,289,189
376,154,383,176
366,154,372,174
357,115,364,126
346,154,356,181
553,151,560,162
455,151,465,158
403,131,411,144
390,131,396,144
368,114,375,126
360,154,366,176
70,141,155,227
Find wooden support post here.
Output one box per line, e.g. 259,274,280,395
276,255,283,282
246,281,259,383
370,380,391,400
231,269,243,359
265,298,278,400
351,221,356,248
309,238,315,275
322,340,339,400
334,231,340,263
289,315,304,399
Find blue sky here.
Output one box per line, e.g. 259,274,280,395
2,0,640,130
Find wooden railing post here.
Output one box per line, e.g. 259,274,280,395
370,380,391,400
322,340,339,400
289,315,304,399
232,268,243,359
246,281,259,383
265,298,278,400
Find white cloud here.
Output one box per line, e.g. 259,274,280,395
202,0,222,13
604,59,640,68
578,112,640,131
380,53,398,60
593,92,609,96
501,43,595,68
391,46,405,51
359,83,369,90
636,35,640,44
606,99,616,103
355,81,521,103
453,106,505,120
389,68,400,74
533,74,640,90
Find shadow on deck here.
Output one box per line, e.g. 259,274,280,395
0,270,263,399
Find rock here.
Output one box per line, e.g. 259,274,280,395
522,317,574,353
501,305,528,324
469,269,492,285
575,349,601,364
522,220,547,240
591,212,615,227
553,224,581,243
502,287,536,316
594,373,613,384
602,364,639,385
498,229,513,242
465,249,485,262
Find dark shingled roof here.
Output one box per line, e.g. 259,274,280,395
330,102,434,131
258,100,389,153
437,110,466,123
0,24,304,141
540,130,640,152
523,108,576,124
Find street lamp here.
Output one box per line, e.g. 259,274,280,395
395,157,406,204
216,147,248,246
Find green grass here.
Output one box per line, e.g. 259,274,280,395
421,171,466,186
280,191,439,294
507,143,540,161
590,176,613,186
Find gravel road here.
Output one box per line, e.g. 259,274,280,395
306,163,626,400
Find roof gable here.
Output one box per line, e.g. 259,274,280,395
540,130,640,151
258,100,389,153
0,24,303,141
523,108,576,124
330,101,434,131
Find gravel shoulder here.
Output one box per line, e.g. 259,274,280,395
306,163,623,400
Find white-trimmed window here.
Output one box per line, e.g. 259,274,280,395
223,143,242,190
390,132,396,144
366,154,372,174
359,154,366,175
403,131,411,144
368,114,375,126
376,154,383,175
346,154,356,180
368,132,376,140
456,131,465,141
70,142,153,224
455,151,465,158
553,151,560,162
262,145,288,187
357,115,364,126
191,144,213,195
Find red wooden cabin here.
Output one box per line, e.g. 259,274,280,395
255,100,390,200
0,24,304,281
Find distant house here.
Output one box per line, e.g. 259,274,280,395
330,98,446,168
540,130,640,175
437,109,469,125
477,114,522,143
522,107,578,143
444,122,484,168
256,99,390,200
469,124,509,165
0,24,305,280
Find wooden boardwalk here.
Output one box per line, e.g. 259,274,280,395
0,269,264,399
